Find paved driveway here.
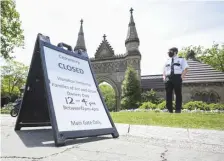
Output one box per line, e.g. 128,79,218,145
1,115,224,161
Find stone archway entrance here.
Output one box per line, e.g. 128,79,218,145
97,77,120,111
90,34,141,111
72,8,142,111
74,8,141,111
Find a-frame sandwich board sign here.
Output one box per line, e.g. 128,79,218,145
15,33,119,146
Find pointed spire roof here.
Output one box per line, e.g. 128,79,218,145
125,8,139,45
94,34,115,59
74,19,87,51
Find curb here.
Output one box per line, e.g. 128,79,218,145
115,123,224,145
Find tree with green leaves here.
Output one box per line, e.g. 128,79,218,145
200,43,224,72
121,66,141,109
99,84,116,111
141,89,163,104
1,60,28,100
178,45,205,59
1,0,24,60
179,42,224,72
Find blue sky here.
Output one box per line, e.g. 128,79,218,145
2,0,224,75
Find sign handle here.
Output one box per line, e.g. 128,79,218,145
57,42,73,51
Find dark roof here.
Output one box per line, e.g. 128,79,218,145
141,75,164,90
141,60,224,90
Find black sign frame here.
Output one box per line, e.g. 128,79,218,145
15,34,119,146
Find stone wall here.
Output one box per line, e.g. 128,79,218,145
152,83,224,104
182,83,224,103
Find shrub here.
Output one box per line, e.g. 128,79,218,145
214,103,224,110
141,89,163,104
183,101,224,111
121,66,141,109
157,101,166,110
0,102,14,114
139,102,157,109
157,100,177,110
208,103,218,110
203,103,211,111
121,96,140,109
183,101,206,110
172,101,176,108
3,102,14,110
139,100,224,112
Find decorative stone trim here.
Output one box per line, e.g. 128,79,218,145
192,90,220,103
183,82,224,87
90,53,128,61
125,38,140,45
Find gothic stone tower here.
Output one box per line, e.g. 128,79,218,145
125,8,141,79
74,19,87,52
74,8,141,111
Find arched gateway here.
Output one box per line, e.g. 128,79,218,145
73,8,141,111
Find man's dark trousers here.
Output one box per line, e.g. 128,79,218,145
165,74,182,113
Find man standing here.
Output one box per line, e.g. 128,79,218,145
163,47,189,113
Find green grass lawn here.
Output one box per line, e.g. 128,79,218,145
1,108,223,130
111,111,224,130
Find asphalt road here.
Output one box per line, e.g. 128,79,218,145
1,115,224,161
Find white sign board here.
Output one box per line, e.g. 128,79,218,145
43,46,113,132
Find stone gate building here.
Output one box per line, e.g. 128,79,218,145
74,8,141,111
73,8,224,111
